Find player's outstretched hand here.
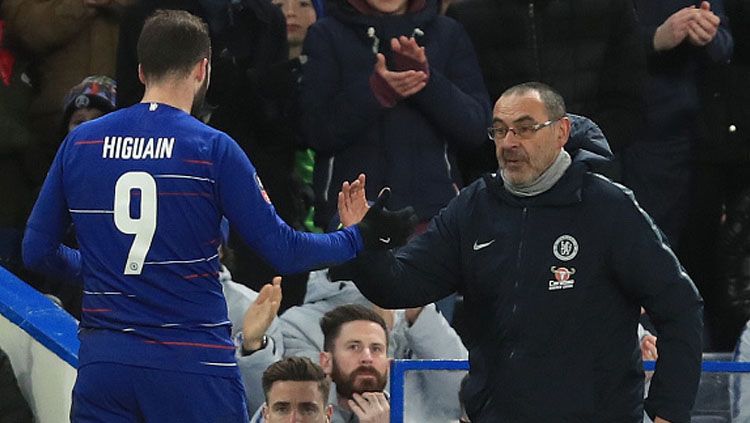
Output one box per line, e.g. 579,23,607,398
338,173,369,227
357,188,418,250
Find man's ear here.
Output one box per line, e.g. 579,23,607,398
138,64,146,85
261,403,269,419
194,57,209,83
557,115,571,148
320,351,333,374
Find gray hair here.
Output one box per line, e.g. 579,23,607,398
500,82,566,120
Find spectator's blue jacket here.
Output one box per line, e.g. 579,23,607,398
300,0,491,225
351,115,704,422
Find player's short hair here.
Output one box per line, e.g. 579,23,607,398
262,357,331,403
501,81,567,120
137,10,211,82
320,304,388,352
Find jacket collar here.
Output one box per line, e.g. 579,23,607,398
486,161,586,207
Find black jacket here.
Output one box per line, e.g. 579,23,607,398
351,116,703,422
447,0,645,180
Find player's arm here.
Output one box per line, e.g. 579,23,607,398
216,136,363,274
22,145,82,285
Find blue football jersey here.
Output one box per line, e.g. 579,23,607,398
24,102,362,375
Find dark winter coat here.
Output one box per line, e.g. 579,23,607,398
351,115,703,423
300,0,491,224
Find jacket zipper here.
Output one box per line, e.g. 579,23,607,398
509,207,528,359
515,207,528,279
528,2,541,78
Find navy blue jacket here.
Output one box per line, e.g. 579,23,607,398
300,0,491,224
351,116,703,422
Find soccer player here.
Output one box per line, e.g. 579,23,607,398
22,10,409,422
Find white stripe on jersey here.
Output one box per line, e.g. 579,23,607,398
199,321,232,327
201,362,238,367
154,174,216,184
83,290,136,298
69,209,114,214
144,253,219,265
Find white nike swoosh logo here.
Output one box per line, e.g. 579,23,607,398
379,237,391,244
473,239,495,251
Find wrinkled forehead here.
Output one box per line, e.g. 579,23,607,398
492,92,548,125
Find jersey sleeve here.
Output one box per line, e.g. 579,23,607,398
214,135,362,274
22,138,82,284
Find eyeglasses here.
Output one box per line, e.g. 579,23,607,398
487,118,561,141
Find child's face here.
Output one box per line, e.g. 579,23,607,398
68,107,104,133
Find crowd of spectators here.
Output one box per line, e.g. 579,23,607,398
2,0,750,421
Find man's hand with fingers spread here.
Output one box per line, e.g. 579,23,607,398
241,276,282,353
349,392,390,422
339,173,369,227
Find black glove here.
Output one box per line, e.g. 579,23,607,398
356,188,418,250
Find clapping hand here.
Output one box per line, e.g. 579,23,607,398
686,1,720,47
653,2,720,51
391,36,429,75
373,53,428,98
370,36,429,106
241,276,282,352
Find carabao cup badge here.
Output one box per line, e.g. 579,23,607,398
549,266,576,291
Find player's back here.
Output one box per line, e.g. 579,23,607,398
58,102,237,374
26,100,364,374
